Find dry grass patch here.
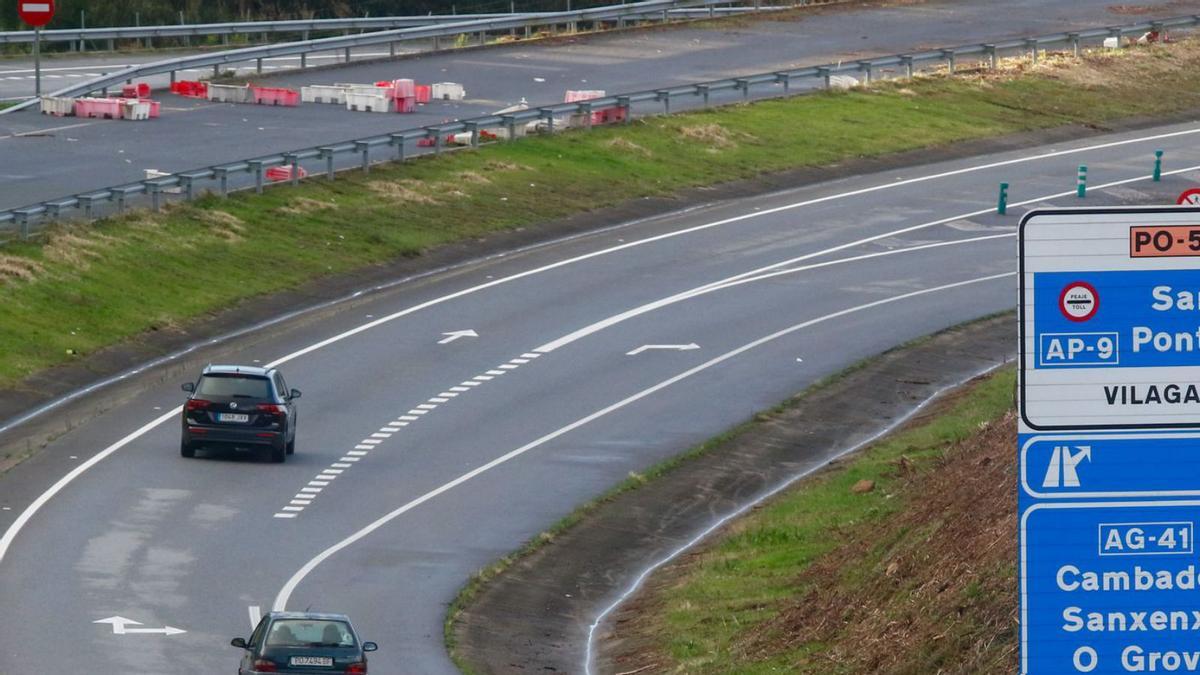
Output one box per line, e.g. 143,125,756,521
276,197,338,215
367,179,443,205
678,123,753,151
42,229,117,268
606,137,654,157
483,160,527,172
0,255,44,283
455,171,492,186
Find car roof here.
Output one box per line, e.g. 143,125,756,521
266,611,352,622
202,364,272,377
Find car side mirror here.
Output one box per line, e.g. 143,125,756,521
230,637,248,649
362,642,378,652
181,382,195,393
289,389,302,400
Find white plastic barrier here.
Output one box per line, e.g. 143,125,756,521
207,83,254,104
39,96,75,116
120,100,151,121
828,75,860,90
301,85,349,104
345,91,392,113
431,82,466,101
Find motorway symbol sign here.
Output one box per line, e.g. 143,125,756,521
1177,188,1200,206
17,1,54,27
1020,207,1200,674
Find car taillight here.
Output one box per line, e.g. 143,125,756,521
256,403,283,414
186,399,211,411
345,663,367,674
251,659,278,672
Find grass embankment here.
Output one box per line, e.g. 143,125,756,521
614,369,1018,673
2,42,1200,387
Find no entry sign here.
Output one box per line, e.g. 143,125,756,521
18,1,54,27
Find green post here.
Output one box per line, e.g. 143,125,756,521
1077,165,1087,198
1154,150,1163,182
998,182,1009,215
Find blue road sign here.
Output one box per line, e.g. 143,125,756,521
1020,208,1200,673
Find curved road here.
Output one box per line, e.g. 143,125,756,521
2,0,1199,212
2,114,1200,672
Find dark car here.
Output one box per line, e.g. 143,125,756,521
233,611,377,674
180,364,300,463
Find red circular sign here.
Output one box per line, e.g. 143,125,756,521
1059,281,1099,322
1178,188,1200,205
18,0,55,28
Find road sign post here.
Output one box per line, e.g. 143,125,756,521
1019,207,1200,673
17,1,56,97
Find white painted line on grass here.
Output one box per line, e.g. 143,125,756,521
272,272,1013,612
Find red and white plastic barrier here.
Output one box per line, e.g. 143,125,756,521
170,80,209,99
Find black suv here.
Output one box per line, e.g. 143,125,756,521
180,364,300,463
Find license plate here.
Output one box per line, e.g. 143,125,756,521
289,656,333,667
217,413,249,423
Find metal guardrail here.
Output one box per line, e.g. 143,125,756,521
0,13,1192,235
0,7,765,46
0,0,740,114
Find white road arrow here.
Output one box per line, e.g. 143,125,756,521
438,329,479,345
94,616,186,636
626,343,700,356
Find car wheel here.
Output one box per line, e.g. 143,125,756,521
270,443,286,463
286,436,295,455
180,440,195,458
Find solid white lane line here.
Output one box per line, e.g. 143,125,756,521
272,272,1012,611
5,134,1192,567
248,605,262,630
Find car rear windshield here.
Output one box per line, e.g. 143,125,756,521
265,619,355,647
195,374,271,399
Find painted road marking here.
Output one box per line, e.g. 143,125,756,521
438,329,479,344
354,444,374,450
272,272,1013,611
348,450,368,456
6,136,1196,564
273,513,296,519
248,606,261,630
94,616,186,636
626,343,700,356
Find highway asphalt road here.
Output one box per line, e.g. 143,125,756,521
3,0,1200,213
2,115,1200,672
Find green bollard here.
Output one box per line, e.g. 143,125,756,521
1077,165,1087,198
1154,150,1163,182
998,182,1009,215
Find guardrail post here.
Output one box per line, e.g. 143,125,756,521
250,161,265,194
580,104,592,130
214,168,229,196
433,130,443,155
213,64,220,78
1069,32,1081,57
1154,149,1164,182
941,49,956,73
1109,27,1122,45
503,115,517,141
985,44,997,69
776,72,790,94
697,84,710,107
111,190,126,213
256,58,263,74
818,67,831,89
107,38,115,51
735,79,750,100
478,30,486,45
319,148,335,180
46,204,60,221
901,56,914,79
170,71,176,85
355,142,370,173
657,90,670,114
541,109,555,133
344,47,351,63
148,184,161,211
389,43,396,57
1077,165,1088,198
858,61,872,85
181,176,194,201
302,31,309,42
285,154,300,186
15,212,28,240
468,122,480,147
301,52,307,68
1026,39,1039,64
79,195,94,219
618,96,631,125
434,35,442,50
998,182,1008,215
389,135,407,161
